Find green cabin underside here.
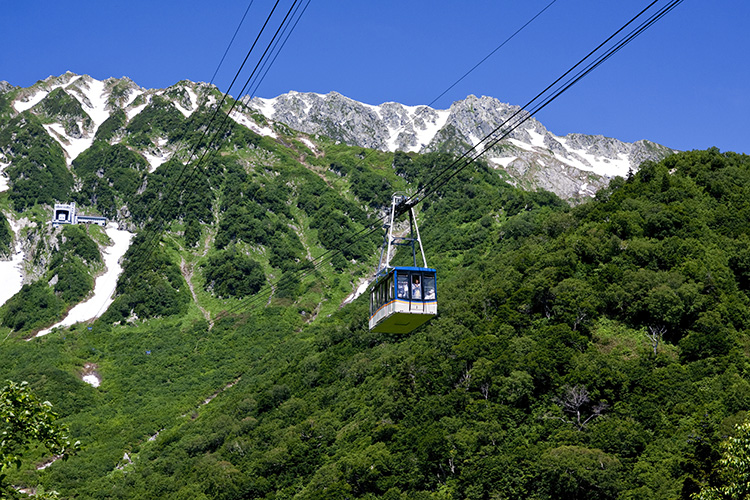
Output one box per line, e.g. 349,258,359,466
370,311,436,334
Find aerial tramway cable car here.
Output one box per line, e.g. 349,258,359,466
369,193,437,333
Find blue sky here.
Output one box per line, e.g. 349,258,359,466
1,1,747,153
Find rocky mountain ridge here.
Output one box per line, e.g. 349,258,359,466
0,73,673,202
247,91,675,199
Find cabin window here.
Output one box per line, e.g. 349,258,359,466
387,274,395,302
423,273,436,300
397,274,410,299
411,274,422,300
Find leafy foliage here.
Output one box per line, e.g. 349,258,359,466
0,212,11,257
94,108,126,142
0,114,72,211
55,224,102,265
48,225,101,303
0,380,78,497
125,95,185,147
3,85,750,500
72,141,148,217
77,148,750,499
104,232,190,322
693,420,750,499
130,157,217,225
202,248,265,298
0,282,65,332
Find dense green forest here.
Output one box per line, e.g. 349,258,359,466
1,143,750,498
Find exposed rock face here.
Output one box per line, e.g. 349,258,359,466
247,92,675,200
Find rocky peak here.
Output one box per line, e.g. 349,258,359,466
247,90,675,201
0,81,14,93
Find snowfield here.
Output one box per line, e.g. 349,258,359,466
36,224,134,337
0,218,26,308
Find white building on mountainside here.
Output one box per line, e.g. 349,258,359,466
52,202,106,227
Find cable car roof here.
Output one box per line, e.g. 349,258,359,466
375,266,436,281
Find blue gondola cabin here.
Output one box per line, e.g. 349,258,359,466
369,266,437,333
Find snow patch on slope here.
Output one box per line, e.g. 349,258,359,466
251,96,277,118
83,374,101,387
77,77,110,128
489,156,517,168
42,123,93,166
36,224,134,336
12,75,81,113
527,128,547,149
173,86,199,117
143,151,169,172
125,88,143,107
13,91,49,113
126,91,150,120
342,278,371,306
143,139,171,172
556,137,631,177
508,138,534,152
0,155,10,192
229,110,277,138
0,217,26,308
12,74,85,115
299,137,318,153
15,77,111,165
411,107,450,153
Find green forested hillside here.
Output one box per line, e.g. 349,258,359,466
0,113,72,211
2,144,750,499
1,224,104,333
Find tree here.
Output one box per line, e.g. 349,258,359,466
693,420,750,500
549,385,608,431
202,248,265,298
646,324,667,356
551,278,600,331
0,381,79,497
538,445,622,500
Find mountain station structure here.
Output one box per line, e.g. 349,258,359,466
52,202,107,227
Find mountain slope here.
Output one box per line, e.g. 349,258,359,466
0,73,409,333
0,73,741,499
0,149,747,499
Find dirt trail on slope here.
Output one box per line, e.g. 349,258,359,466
181,257,213,329
179,217,218,329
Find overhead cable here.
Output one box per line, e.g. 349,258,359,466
222,0,686,318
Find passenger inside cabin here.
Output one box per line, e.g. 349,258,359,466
424,276,436,300
412,275,421,300
397,275,410,299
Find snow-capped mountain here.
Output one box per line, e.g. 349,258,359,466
246,92,675,199
2,72,214,173
0,73,225,297
0,73,672,207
